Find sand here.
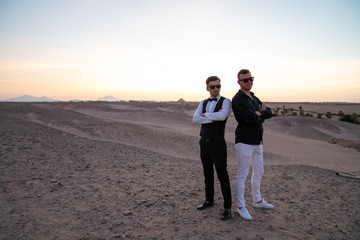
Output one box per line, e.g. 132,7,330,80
0,101,359,239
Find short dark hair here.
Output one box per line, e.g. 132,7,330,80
206,76,220,85
237,69,250,79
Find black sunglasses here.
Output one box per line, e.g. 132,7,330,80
239,77,254,83
209,84,221,89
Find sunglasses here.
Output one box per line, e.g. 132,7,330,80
209,84,221,90
239,77,254,83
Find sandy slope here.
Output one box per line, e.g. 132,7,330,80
0,101,359,240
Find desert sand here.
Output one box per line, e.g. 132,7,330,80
0,101,359,239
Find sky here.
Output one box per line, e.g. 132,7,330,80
0,0,360,102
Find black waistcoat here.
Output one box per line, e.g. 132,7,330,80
200,97,227,140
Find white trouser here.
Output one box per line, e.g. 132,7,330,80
235,143,264,208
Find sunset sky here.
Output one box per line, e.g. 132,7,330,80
1,0,359,102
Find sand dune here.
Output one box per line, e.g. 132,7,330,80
0,101,359,239
263,116,360,173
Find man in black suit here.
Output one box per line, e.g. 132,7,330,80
193,76,232,220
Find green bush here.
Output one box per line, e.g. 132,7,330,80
339,113,359,124
325,112,333,120
337,111,344,117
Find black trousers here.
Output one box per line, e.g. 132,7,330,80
199,138,232,209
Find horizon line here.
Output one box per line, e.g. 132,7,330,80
1,94,360,104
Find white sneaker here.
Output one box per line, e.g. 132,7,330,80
237,207,252,221
253,199,274,209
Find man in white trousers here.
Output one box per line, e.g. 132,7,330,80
231,69,274,221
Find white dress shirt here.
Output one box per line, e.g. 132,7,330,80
193,95,231,124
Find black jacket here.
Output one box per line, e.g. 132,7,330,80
232,90,272,144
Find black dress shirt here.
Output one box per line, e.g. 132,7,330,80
232,90,272,145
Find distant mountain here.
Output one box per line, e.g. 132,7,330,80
97,95,121,101
2,94,56,102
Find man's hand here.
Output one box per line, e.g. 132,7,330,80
259,104,266,111
255,104,266,116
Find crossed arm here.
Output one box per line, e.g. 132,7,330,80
193,99,231,124
232,98,272,125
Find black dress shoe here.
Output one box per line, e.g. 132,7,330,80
197,201,214,210
221,209,231,220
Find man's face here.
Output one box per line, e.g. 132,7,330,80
206,80,221,97
238,72,253,91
